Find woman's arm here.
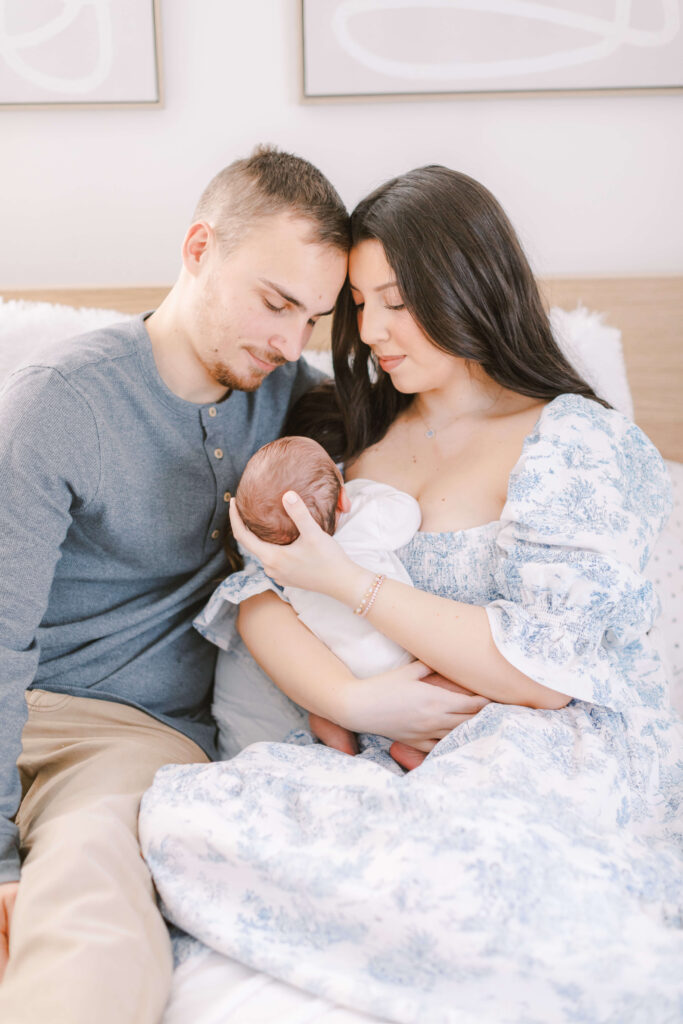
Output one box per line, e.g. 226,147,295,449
237,591,489,749
231,496,570,711
350,578,570,710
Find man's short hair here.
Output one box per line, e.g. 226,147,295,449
193,144,349,254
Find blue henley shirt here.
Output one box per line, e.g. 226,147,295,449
0,315,322,882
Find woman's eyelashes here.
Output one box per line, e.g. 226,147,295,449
352,301,405,311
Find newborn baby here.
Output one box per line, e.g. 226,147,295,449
197,436,421,679
235,435,345,544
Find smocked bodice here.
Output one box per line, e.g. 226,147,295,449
396,521,501,605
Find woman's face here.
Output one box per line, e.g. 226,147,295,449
348,239,458,394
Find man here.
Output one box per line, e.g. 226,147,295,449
0,145,348,1024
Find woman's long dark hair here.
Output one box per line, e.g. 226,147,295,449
286,165,608,462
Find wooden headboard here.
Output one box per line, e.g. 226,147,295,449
4,276,682,462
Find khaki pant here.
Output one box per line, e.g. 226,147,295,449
0,690,209,1024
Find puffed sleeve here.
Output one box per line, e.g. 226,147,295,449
193,549,283,651
486,395,672,712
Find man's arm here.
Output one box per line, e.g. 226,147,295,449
0,366,100,881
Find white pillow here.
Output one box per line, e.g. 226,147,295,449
213,637,309,759
548,305,633,418
0,297,133,384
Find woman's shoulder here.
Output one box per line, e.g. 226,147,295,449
504,393,672,561
535,392,629,436
529,394,666,470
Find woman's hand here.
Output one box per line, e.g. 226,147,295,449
389,675,486,769
337,661,489,751
230,492,368,599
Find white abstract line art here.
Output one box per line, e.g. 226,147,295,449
0,0,113,95
331,0,681,81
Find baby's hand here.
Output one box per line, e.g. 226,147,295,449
230,493,366,599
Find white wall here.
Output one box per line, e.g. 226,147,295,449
1,0,682,288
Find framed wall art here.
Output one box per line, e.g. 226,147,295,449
0,0,162,109
301,0,683,100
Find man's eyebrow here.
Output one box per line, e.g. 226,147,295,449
349,280,399,293
259,278,335,318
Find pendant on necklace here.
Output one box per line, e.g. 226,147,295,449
425,428,435,438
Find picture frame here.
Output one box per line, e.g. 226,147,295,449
0,0,163,110
301,0,683,101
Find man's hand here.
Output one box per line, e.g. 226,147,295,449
0,880,18,983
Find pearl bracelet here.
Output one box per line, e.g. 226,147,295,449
354,574,386,617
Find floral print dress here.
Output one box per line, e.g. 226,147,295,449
140,396,683,1024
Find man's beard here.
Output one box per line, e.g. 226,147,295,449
207,350,286,393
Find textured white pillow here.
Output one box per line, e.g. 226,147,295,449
548,305,634,418
0,297,133,384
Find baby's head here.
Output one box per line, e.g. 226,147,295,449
235,436,345,545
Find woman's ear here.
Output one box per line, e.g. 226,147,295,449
337,485,352,514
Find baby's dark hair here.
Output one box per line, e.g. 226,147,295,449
234,436,342,545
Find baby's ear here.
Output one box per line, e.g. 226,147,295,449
337,485,352,515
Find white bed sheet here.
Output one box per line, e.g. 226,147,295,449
164,944,388,1024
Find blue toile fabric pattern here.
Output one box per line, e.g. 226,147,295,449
140,396,683,1024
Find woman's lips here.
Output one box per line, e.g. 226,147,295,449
378,355,405,372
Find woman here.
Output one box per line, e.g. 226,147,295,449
141,168,681,1023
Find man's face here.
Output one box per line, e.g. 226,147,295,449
188,213,347,394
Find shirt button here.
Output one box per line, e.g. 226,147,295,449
211,529,220,540
208,406,217,417
223,491,231,502
214,448,223,459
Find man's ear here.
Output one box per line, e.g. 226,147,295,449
337,485,351,514
181,221,213,276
